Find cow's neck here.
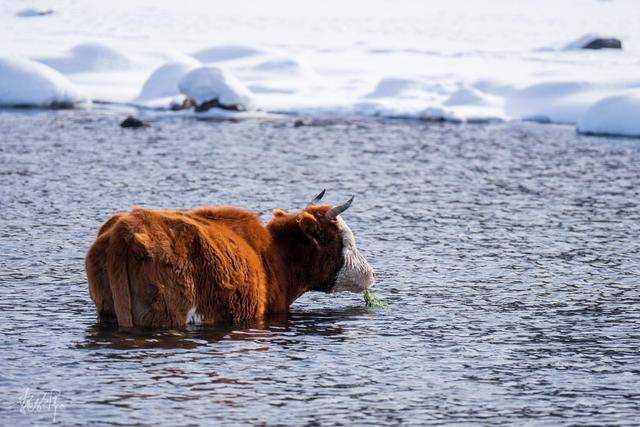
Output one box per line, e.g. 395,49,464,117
265,219,315,312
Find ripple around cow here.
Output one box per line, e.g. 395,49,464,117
1,109,639,425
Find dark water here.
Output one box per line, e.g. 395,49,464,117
1,109,639,425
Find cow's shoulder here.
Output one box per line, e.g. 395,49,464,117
189,206,260,224
189,207,271,252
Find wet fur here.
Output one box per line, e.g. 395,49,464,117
86,205,344,328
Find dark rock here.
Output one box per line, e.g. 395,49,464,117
170,97,196,111
169,96,245,113
582,38,622,49
120,116,149,129
293,118,312,127
194,98,245,113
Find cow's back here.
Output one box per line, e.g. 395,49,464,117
86,207,270,327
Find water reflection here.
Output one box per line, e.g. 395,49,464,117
79,305,371,350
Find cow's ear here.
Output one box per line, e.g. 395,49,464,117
272,208,288,217
297,211,320,247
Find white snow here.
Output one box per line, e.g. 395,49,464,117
505,82,605,124
38,42,137,74
577,90,640,137
0,56,89,108
250,57,309,75
364,78,432,99
193,45,266,63
444,87,496,107
16,8,54,17
178,66,255,110
0,0,639,135
136,59,200,102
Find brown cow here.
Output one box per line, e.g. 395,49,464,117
85,191,374,328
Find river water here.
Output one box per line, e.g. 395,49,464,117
1,109,639,425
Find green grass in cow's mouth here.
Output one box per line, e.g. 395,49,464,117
363,288,385,308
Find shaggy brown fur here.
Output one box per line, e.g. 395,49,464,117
85,204,345,328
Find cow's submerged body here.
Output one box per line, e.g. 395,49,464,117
86,193,374,328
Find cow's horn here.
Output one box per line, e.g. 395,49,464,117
325,196,354,219
306,189,326,208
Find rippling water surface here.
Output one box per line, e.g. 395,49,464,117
1,109,639,425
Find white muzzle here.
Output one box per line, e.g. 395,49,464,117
331,217,374,293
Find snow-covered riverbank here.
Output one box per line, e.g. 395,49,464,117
1,0,639,136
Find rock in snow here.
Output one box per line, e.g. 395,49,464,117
564,34,622,50
582,38,622,50
0,56,89,108
577,90,640,137
178,66,255,112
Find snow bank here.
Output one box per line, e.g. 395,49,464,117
443,86,499,107
355,78,444,119
0,56,89,107
38,43,137,74
2,0,640,134
363,77,434,99
249,57,312,77
357,79,504,122
577,90,640,137
193,45,265,63
504,82,610,124
136,59,200,101
178,66,255,110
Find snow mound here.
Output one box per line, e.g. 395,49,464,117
178,66,255,110
505,81,607,124
577,90,640,137
355,78,505,122
247,84,295,94
137,59,200,101
193,45,266,63
38,42,137,74
0,56,89,108
249,57,311,76
364,77,428,99
444,86,493,106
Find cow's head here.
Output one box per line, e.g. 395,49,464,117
270,190,375,294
